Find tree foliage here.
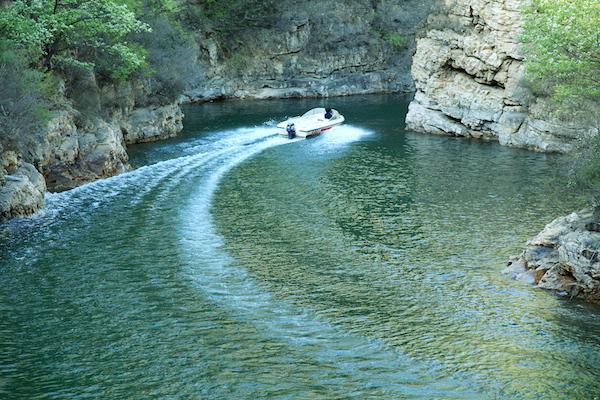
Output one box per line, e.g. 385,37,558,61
521,0,600,120
0,0,151,80
0,41,51,156
522,0,600,214
131,11,199,104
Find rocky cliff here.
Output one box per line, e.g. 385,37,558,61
405,0,584,153
0,78,183,220
505,210,600,303
186,0,435,101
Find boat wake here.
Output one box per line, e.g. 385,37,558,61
4,121,474,397
176,124,476,398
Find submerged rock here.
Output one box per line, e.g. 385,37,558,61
507,210,600,303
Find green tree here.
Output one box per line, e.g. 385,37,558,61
522,0,600,215
0,0,150,80
0,40,50,158
522,0,599,118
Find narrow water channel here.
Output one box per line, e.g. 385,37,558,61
1,95,599,399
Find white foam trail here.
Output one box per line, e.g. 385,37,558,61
39,127,281,217
178,126,474,398
305,125,373,155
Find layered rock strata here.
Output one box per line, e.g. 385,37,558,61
187,0,434,101
0,92,183,221
505,210,600,303
405,0,581,153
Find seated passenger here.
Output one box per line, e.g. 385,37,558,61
324,108,333,119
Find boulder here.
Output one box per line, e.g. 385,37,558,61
506,209,600,303
0,153,46,221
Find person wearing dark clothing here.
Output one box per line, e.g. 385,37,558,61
286,123,296,139
324,108,333,119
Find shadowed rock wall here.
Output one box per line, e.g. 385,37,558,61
187,0,435,101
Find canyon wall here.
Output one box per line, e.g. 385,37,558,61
405,0,583,153
1,0,434,222
186,0,435,101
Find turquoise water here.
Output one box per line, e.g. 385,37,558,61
1,95,599,399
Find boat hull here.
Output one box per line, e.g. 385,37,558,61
277,122,341,138
277,109,345,138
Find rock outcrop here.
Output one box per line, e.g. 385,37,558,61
0,80,184,220
405,0,584,153
0,150,46,221
38,99,184,193
121,104,184,144
505,209,600,303
40,111,130,192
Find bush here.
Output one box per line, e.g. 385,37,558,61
131,14,200,104
522,0,600,216
0,43,50,155
569,133,600,216
385,32,406,48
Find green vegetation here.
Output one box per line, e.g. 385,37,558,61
522,0,599,120
385,32,406,48
0,0,198,145
522,0,600,214
0,42,51,152
0,0,150,79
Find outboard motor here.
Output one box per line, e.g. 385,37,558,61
286,123,296,139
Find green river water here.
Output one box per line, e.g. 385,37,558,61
2,95,600,399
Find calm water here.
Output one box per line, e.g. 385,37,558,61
2,95,599,399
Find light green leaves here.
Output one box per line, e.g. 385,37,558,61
521,0,600,117
0,0,151,80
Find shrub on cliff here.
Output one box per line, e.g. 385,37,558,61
0,0,150,80
131,10,199,104
569,133,600,216
189,0,277,52
0,42,51,160
522,0,600,215
522,0,599,121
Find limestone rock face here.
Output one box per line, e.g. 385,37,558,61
405,0,583,153
0,83,184,204
41,111,131,191
505,210,600,303
0,151,46,221
121,104,184,144
34,76,185,192
186,0,435,101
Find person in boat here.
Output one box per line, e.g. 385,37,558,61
286,123,296,139
324,108,333,119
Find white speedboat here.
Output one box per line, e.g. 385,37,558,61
277,108,345,138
